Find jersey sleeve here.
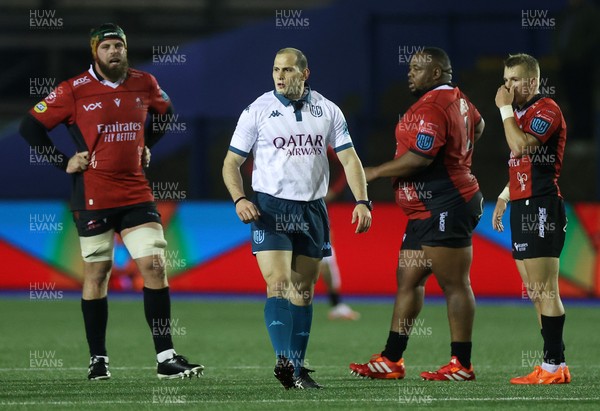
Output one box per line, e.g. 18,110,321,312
147,74,172,115
522,104,561,144
229,104,258,157
472,104,482,125
330,104,353,153
326,147,347,195
401,105,447,159
28,81,75,130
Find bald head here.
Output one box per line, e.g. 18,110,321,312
276,47,308,71
422,47,452,80
408,47,453,96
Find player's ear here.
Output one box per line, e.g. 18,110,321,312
432,65,442,81
302,68,310,81
530,77,538,93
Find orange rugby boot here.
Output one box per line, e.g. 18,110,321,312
562,365,571,383
349,354,405,379
420,356,475,381
510,365,568,385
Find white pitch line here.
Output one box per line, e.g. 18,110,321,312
1,364,597,371
0,367,154,371
1,397,600,406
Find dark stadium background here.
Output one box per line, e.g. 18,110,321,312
1,0,599,298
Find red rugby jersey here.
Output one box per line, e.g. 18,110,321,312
508,95,566,201
393,85,481,220
29,66,171,210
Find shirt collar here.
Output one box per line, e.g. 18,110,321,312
414,82,455,98
516,93,545,113
426,82,455,93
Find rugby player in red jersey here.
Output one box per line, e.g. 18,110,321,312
350,47,484,381
492,53,570,384
19,23,203,380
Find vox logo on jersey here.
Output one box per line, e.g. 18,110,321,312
83,102,102,111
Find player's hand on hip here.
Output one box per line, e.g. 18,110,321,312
352,205,372,234
492,198,507,232
66,151,90,174
142,146,151,168
236,199,261,224
495,85,515,108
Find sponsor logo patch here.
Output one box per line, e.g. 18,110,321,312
34,101,47,113
253,230,265,244
415,133,434,151
72,76,90,87
341,121,350,135
83,102,102,111
439,211,448,232
514,242,528,252
45,90,58,104
309,104,323,117
530,117,550,135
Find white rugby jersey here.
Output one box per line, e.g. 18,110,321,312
229,87,353,201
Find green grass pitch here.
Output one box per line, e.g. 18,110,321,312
1,297,599,410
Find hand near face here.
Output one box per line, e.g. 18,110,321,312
495,85,515,108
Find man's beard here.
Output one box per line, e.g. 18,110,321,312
97,58,129,82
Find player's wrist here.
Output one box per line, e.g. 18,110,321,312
498,186,510,203
234,196,247,205
499,105,514,122
355,200,373,211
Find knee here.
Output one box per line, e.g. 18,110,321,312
526,281,558,304
298,276,317,291
123,227,168,281
438,278,472,295
527,288,543,305
139,256,167,282
396,267,428,291
287,280,313,304
397,281,423,294
294,279,315,300
266,275,291,297
84,261,112,286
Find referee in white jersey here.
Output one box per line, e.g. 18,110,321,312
223,48,371,389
